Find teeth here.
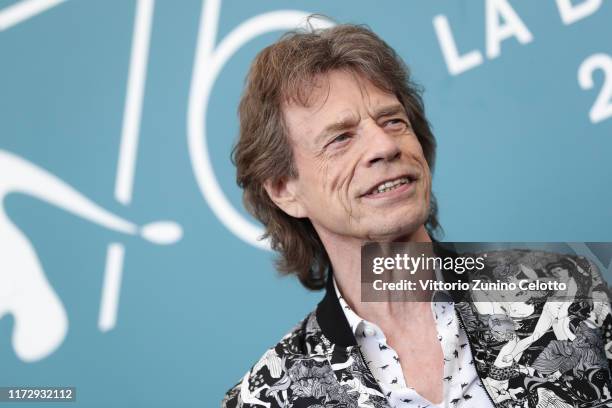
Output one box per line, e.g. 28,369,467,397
371,177,411,195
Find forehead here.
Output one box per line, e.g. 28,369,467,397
282,70,401,145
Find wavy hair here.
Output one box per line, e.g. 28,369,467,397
232,20,440,290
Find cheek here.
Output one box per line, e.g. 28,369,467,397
335,157,359,193
330,155,363,219
404,138,430,174
418,156,433,193
318,155,358,199
413,152,432,194
295,157,343,214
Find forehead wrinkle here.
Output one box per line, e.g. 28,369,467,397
283,105,322,155
321,112,361,142
344,70,372,115
284,77,336,150
348,70,401,120
312,71,396,146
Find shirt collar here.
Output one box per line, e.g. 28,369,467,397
315,267,358,348
332,276,367,336
332,273,455,335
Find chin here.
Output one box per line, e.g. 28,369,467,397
372,207,429,240
365,219,426,242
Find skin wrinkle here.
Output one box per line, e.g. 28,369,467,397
335,154,356,225
323,148,353,227
326,123,358,226
344,154,359,226
294,73,355,225
280,70,431,243
331,74,383,227
345,72,373,226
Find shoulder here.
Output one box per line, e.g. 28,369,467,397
476,248,608,286
221,311,327,408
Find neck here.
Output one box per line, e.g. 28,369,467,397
318,224,432,330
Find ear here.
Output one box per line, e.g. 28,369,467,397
263,177,307,218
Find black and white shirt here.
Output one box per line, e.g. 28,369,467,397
333,278,494,408
222,250,612,408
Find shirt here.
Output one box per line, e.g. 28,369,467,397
223,249,612,408
333,277,494,408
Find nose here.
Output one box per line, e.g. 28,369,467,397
362,122,401,167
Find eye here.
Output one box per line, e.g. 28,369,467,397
384,118,408,131
326,133,352,147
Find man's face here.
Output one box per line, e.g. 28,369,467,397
279,70,432,243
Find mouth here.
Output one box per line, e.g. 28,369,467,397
361,175,417,197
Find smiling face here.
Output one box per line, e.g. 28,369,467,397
266,70,432,246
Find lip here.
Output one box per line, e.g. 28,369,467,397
360,180,416,201
359,174,417,198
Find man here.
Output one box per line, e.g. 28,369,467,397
222,21,612,408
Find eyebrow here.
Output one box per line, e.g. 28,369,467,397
373,104,407,120
314,104,408,146
314,116,359,146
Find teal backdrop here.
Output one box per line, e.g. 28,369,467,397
0,0,611,407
